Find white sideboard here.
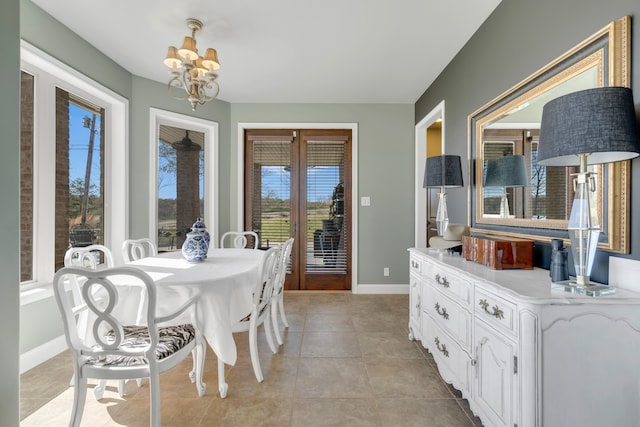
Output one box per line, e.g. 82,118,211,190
409,248,640,427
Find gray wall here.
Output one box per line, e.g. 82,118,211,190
1,0,20,424
230,103,414,284
416,0,640,283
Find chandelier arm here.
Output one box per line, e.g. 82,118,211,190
167,75,188,101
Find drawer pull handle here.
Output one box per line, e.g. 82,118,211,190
434,302,449,320
435,273,450,288
411,260,419,269
479,299,505,320
434,337,449,358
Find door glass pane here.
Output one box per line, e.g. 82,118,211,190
306,141,346,272
157,125,205,252
55,88,105,270
250,141,292,250
20,71,34,282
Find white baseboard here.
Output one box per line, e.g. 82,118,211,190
20,335,66,374
353,283,408,294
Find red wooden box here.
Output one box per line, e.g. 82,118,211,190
462,235,534,270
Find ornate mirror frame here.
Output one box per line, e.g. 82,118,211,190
468,16,631,253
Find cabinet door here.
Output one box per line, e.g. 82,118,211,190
422,315,472,397
473,320,516,427
408,272,422,340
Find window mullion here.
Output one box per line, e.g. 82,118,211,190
32,72,57,283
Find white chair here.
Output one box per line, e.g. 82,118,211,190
64,245,131,399
53,266,206,427
271,238,294,346
122,238,157,262
220,231,260,249
231,246,279,382
63,245,115,350
64,244,114,270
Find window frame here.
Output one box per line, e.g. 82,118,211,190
20,41,128,290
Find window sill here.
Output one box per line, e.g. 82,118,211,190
20,282,54,306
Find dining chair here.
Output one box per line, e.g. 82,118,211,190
271,238,294,346
53,265,206,427
64,244,114,270
122,238,157,262
220,231,260,249
64,245,132,399
231,246,279,382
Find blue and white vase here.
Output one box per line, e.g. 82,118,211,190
182,217,209,262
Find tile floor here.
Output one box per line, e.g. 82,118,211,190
20,292,483,426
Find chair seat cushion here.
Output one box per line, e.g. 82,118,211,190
88,324,196,367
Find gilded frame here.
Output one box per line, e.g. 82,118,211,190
468,16,631,253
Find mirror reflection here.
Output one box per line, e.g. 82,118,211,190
480,65,600,221
470,16,631,253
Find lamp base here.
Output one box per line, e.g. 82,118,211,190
551,280,616,297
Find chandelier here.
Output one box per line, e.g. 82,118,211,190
164,18,221,111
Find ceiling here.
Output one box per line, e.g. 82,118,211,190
31,0,501,104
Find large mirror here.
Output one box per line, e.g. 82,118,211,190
469,16,631,253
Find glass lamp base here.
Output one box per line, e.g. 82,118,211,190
551,280,616,297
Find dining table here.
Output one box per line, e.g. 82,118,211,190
125,248,264,397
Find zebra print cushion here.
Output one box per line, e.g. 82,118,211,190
88,324,196,367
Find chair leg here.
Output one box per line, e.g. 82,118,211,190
70,372,88,427
93,379,107,400
118,379,126,398
149,371,161,427
264,311,277,354
249,323,264,382
217,358,228,398
271,302,283,346
278,295,289,328
192,342,206,397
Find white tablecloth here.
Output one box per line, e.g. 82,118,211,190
128,248,263,365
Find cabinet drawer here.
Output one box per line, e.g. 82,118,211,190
422,315,471,396
423,285,472,352
475,288,517,336
409,254,423,275
423,263,472,308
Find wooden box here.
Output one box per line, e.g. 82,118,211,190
462,235,534,270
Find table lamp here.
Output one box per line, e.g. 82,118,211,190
424,155,463,236
483,155,528,218
538,86,640,296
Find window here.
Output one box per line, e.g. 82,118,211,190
157,125,205,251
20,42,127,285
149,109,218,251
55,89,105,269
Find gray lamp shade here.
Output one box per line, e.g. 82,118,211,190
483,155,528,187
424,155,463,188
538,87,640,166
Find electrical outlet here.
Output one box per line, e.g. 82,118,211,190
383,267,389,276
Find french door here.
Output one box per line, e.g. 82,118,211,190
244,129,351,290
